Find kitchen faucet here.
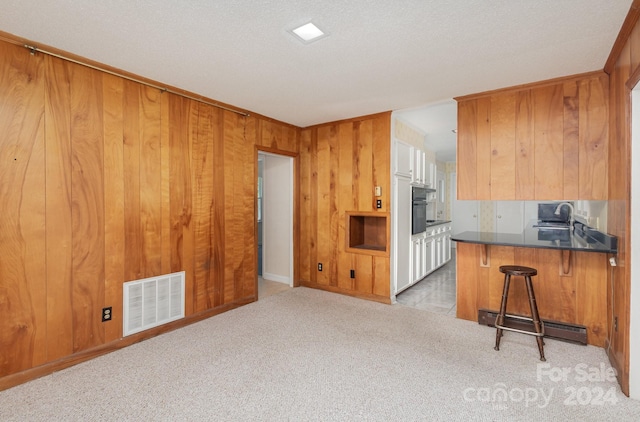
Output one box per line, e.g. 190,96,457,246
554,202,574,230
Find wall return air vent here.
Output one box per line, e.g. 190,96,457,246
123,271,185,337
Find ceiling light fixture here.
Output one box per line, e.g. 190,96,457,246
290,22,327,44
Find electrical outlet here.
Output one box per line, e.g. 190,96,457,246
350,269,355,279
376,199,382,209
614,316,618,332
102,307,112,322
318,263,323,272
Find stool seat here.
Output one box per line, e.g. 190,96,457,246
499,265,537,277
494,265,546,361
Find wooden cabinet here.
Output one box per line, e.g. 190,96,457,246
456,72,609,200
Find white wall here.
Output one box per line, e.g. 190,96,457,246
262,154,293,285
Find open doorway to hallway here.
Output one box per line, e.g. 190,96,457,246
257,152,294,299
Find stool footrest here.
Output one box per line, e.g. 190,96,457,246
495,313,545,337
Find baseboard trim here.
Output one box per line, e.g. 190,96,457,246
478,308,588,345
299,280,391,304
262,272,291,285
0,297,255,392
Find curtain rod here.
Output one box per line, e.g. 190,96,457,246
21,43,249,117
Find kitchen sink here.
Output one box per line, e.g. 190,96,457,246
537,228,571,241
533,222,571,230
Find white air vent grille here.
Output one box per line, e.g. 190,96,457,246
123,271,185,337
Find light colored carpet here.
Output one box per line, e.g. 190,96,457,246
1,287,639,421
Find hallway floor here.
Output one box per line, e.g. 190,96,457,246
258,277,291,299
395,250,457,317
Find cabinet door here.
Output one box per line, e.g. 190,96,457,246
444,234,452,262
424,237,434,275
394,140,412,177
394,176,412,293
411,148,425,184
496,201,524,234
412,238,422,282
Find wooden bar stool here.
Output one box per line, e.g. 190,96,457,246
494,265,546,361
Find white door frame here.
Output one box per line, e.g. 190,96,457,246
258,151,294,287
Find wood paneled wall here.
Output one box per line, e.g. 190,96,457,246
456,72,609,200
0,39,298,385
299,113,391,302
604,0,640,397
456,243,608,347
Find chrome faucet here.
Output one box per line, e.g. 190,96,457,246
554,202,574,230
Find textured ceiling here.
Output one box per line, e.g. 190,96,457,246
0,0,632,130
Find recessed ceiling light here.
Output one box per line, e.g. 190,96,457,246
290,22,327,44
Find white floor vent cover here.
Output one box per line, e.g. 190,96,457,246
123,271,185,337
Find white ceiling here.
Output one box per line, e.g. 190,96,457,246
0,0,631,137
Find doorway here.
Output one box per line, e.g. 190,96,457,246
257,152,294,298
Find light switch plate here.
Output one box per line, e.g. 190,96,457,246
374,186,381,196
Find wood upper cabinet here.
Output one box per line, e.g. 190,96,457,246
456,71,609,200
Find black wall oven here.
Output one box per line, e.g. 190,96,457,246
412,186,428,235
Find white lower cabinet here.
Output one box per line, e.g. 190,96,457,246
405,223,452,292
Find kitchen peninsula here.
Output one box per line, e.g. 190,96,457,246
452,222,617,347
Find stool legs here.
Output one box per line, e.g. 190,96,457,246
494,273,511,351
493,268,546,361
524,275,546,362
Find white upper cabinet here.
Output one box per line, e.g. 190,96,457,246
411,147,426,185
394,140,412,177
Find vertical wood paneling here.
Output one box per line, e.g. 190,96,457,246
316,126,332,286
562,81,580,199
310,129,319,285
44,55,74,360
328,124,339,287
168,95,193,314
533,84,564,199
356,120,373,210
299,129,312,283
191,103,215,312
123,81,142,281
242,116,257,299
337,122,355,290
70,64,105,352
476,97,492,199
490,93,516,199
575,252,608,346
160,92,171,275
0,38,300,384
102,73,125,343
515,91,534,199
0,43,46,375
373,116,390,213
139,86,162,277
298,113,391,300
456,100,477,199
608,28,632,394
579,75,608,200
223,110,245,304
456,243,480,321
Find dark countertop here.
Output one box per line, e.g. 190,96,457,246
451,221,617,254
425,219,451,228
